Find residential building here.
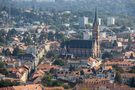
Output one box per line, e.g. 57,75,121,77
79,16,89,28
107,17,115,26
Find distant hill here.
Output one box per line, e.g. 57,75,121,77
1,0,135,16
49,0,135,16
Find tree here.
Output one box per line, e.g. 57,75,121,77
0,68,9,76
48,32,54,40
55,32,66,42
130,77,135,87
42,74,63,87
22,34,33,45
50,68,56,74
0,29,6,44
69,65,75,71
53,60,64,66
39,31,47,43
80,70,84,75
113,65,124,73
7,29,17,37
102,52,113,59
0,61,9,76
114,72,122,84
113,40,118,47
46,51,55,58
0,61,5,68
25,35,33,45
129,66,135,73
12,46,24,56
0,80,18,87
4,48,12,56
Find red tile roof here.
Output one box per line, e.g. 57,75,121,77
0,84,43,90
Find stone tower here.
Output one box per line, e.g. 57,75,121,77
92,9,100,58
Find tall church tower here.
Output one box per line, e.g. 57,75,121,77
92,9,100,58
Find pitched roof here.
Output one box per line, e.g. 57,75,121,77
13,84,43,90
62,40,93,49
45,87,64,90
75,78,135,90
0,87,14,90
0,84,43,90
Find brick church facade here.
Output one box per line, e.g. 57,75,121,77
60,9,100,58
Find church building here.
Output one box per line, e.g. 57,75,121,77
60,9,100,58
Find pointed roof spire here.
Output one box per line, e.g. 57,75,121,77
93,8,99,28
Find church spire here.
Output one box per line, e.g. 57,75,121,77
92,8,100,58
93,8,99,28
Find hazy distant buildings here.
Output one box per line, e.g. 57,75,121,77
107,17,115,26
79,16,89,28
55,0,64,3
98,18,102,26
83,30,91,40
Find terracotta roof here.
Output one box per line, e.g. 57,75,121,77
13,84,43,90
37,64,60,72
84,78,109,84
32,70,44,79
88,57,98,63
104,61,135,67
45,87,64,90
0,84,43,90
75,79,135,90
0,87,14,90
104,66,113,70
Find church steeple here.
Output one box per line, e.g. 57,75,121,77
93,8,99,28
92,8,100,58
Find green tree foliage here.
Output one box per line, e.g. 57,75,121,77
38,31,47,43
114,72,122,84
7,29,17,37
42,74,63,87
2,48,12,56
129,66,135,73
102,52,113,59
0,29,6,45
12,46,24,56
49,68,56,74
113,40,118,47
55,32,66,42
0,61,5,68
130,77,135,87
22,35,33,45
80,70,84,75
0,80,18,87
48,32,54,40
46,51,55,58
53,59,64,66
0,61,9,76
69,65,75,71
0,68,9,76
113,65,124,73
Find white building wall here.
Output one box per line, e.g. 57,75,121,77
98,18,102,26
107,17,115,26
83,29,91,40
79,17,89,27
